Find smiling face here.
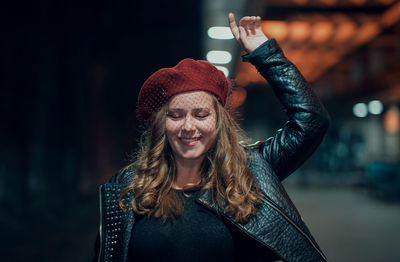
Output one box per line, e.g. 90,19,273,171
165,91,217,163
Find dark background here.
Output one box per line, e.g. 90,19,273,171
1,1,202,261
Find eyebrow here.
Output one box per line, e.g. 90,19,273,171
167,107,211,111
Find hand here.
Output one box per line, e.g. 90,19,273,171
228,13,268,53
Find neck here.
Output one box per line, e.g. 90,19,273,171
172,156,204,189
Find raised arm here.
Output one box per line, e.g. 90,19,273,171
229,13,330,180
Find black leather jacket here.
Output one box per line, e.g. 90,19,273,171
93,39,330,262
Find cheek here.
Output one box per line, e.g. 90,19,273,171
165,129,177,150
166,119,177,131
165,120,180,139
201,118,217,135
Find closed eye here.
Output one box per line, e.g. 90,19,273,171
166,113,183,119
195,113,211,119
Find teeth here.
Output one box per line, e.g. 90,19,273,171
181,138,199,143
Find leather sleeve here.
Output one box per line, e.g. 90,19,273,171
242,38,330,181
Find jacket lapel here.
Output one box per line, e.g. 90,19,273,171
196,152,327,262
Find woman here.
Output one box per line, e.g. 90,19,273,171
93,13,330,262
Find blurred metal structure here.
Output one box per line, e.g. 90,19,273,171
233,0,400,103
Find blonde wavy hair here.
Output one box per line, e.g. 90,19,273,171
119,95,263,224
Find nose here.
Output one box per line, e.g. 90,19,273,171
181,115,195,132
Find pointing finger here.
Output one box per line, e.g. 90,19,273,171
229,13,240,41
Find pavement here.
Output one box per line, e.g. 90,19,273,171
284,184,400,262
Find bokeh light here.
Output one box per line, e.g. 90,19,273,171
368,100,384,115
206,50,232,64
208,26,234,40
353,103,368,118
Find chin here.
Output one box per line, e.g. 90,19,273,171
178,153,205,161
174,149,207,161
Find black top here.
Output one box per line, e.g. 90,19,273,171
127,186,281,262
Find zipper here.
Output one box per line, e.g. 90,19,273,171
197,197,327,262
98,185,104,262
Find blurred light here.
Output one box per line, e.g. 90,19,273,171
333,20,357,44
206,50,232,64
311,21,334,43
320,0,338,5
289,21,311,42
208,26,234,40
381,1,400,28
227,87,247,108
262,21,289,41
379,0,395,4
292,0,308,4
353,103,368,118
383,106,400,134
349,0,367,5
215,66,229,77
368,100,383,115
353,21,380,46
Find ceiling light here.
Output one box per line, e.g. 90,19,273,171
215,66,229,77
208,26,234,40
206,50,232,64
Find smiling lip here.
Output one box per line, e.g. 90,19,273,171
178,137,201,146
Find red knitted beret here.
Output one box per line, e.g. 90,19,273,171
136,58,230,122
